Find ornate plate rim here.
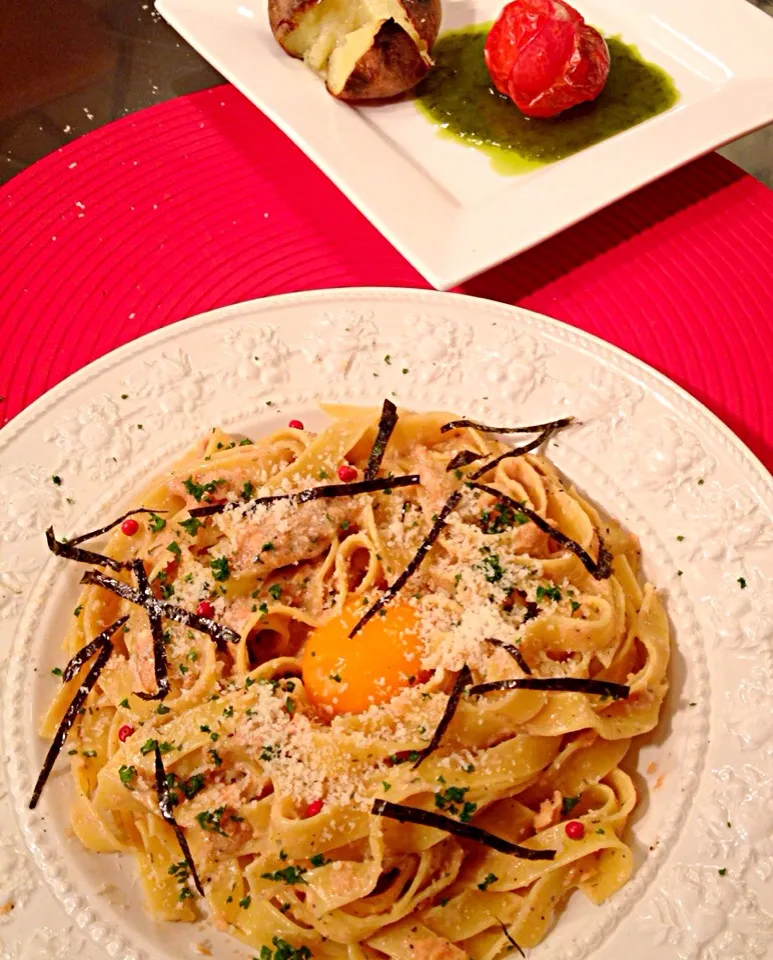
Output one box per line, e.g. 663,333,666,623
1,287,772,960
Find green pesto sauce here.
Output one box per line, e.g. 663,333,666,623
415,25,679,174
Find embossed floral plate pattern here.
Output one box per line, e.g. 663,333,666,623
1,289,772,960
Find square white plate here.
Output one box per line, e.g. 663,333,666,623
156,0,773,289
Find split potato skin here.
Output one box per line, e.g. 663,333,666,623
268,0,442,100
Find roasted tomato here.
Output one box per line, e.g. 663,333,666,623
484,0,610,118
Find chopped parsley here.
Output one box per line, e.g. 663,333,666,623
182,774,206,799
561,796,580,816
51,475,62,486
536,583,562,603
260,865,308,885
434,785,476,822
210,556,230,581
156,703,171,715
718,867,727,877
242,481,255,501
178,517,202,537
260,744,278,762
257,937,312,960
148,513,166,533
477,872,498,891
195,807,228,836
73,604,83,617
223,705,234,718
140,738,173,755
119,698,130,709
479,503,528,534
118,765,136,786
51,667,63,677
570,600,581,612
268,583,282,601
738,577,747,589
167,541,181,557
260,542,275,553
183,476,225,502
309,853,330,868
479,553,504,583
208,748,222,767
239,896,251,909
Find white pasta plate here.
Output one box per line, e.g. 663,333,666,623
1,288,773,960
153,0,773,289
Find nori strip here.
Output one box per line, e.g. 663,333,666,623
485,638,532,675
468,419,573,481
29,639,114,809
364,399,398,480
446,449,484,473
412,666,471,769
441,416,574,435
349,490,463,638
470,677,630,700
154,745,204,896
469,483,612,580
132,560,169,702
189,474,421,519
80,570,241,645
62,615,129,682
65,508,166,546
495,918,526,958
46,526,130,573
371,800,556,860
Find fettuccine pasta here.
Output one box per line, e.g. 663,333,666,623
40,404,670,960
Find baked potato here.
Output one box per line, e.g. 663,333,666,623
269,0,442,100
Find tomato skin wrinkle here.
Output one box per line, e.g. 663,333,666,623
484,0,610,118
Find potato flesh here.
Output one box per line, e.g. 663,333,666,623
285,0,428,90
327,23,380,95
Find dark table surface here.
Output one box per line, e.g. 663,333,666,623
2,0,772,188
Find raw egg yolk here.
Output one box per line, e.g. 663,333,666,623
302,599,423,716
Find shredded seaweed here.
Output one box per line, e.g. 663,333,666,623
132,560,170,701
441,416,574,435
80,570,241,645
371,800,556,860
468,419,573,480
412,666,471,769
350,490,463,638
364,399,398,480
495,917,526,957
485,638,532,675
469,483,612,580
189,474,421,519
470,677,630,700
61,615,129,683
64,508,166,546
46,526,130,573
154,745,204,896
446,449,485,473
29,638,115,809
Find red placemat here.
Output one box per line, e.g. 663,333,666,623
1,85,772,471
